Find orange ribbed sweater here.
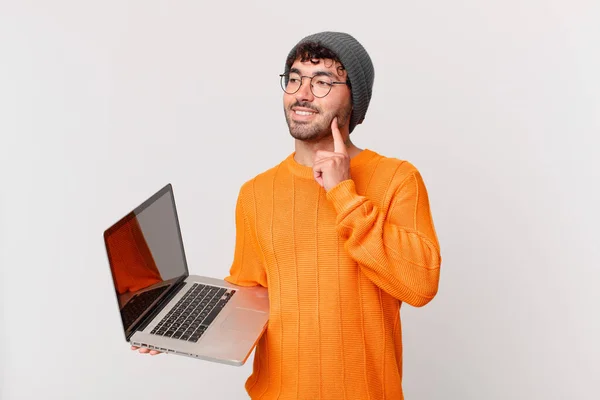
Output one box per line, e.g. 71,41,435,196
224,149,441,400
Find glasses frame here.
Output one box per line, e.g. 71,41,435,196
279,73,348,98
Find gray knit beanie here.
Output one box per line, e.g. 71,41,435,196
284,31,375,133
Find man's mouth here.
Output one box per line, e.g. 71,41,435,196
291,106,318,117
295,110,316,116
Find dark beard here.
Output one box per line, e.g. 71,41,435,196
284,101,352,142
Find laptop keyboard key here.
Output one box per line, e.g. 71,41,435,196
200,299,227,328
189,329,205,342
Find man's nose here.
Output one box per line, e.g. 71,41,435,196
295,77,314,102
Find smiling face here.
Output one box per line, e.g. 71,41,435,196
283,57,352,142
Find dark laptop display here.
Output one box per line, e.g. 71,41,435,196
103,185,189,338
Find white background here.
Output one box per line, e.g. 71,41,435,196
1,1,599,399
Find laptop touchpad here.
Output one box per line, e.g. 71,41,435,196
221,308,266,332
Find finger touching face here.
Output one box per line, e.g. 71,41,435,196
331,117,348,155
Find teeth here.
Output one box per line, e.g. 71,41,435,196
295,110,315,116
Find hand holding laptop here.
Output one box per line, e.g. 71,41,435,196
131,345,162,355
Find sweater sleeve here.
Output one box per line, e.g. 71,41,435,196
224,187,268,288
325,170,441,307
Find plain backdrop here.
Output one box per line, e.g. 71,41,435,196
1,1,599,399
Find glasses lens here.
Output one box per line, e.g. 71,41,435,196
281,73,302,94
310,76,333,97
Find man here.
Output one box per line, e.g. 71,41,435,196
134,31,442,400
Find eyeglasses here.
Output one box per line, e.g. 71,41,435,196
279,73,348,98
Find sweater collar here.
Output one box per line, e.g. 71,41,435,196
283,148,378,179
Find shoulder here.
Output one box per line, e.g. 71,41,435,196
362,149,422,185
236,157,289,200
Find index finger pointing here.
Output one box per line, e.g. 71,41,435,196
331,117,347,155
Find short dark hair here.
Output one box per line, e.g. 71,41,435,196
285,41,350,84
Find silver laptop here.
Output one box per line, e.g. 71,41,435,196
103,183,269,366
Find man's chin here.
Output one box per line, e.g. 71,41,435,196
289,129,330,142
286,117,331,141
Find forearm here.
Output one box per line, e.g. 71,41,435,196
327,178,441,306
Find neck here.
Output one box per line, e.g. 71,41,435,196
293,134,363,167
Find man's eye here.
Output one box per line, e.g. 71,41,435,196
315,80,330,87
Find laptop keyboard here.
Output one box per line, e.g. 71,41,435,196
122,285,169,328
150,283,236,342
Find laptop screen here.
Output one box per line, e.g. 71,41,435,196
104,185,189,333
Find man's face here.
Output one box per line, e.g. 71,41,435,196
283,58,352,142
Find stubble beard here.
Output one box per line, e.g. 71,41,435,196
284,102,352,142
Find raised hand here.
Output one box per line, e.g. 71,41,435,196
312,117,351,191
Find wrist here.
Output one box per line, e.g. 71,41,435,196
325,179,358,214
